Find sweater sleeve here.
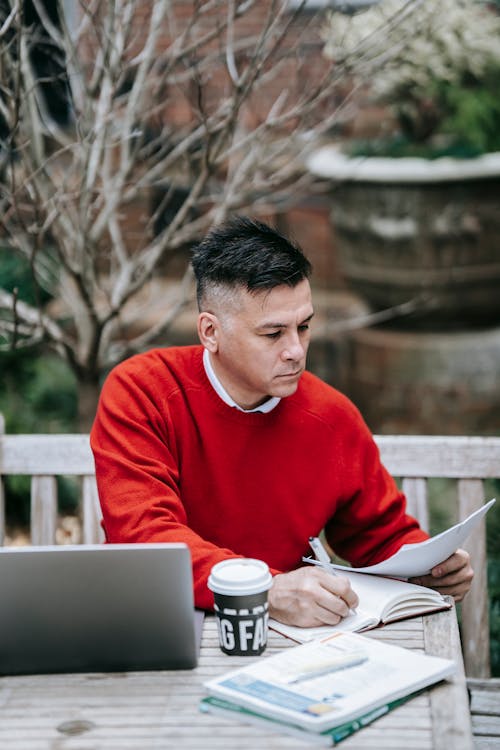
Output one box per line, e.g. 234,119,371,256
324,412,429,567
90,361,249,610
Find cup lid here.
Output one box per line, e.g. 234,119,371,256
207,558,273,596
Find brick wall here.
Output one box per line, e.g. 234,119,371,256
93,0,342,284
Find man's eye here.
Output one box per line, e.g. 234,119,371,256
265,331,281,339
298,324,310,333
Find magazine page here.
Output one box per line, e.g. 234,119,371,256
204,631,455,732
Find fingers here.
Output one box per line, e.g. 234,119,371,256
430,548,471,579
414,578,471,603
410,549,474,602
268,567,358,627
313,584,353,624
433,581,472,603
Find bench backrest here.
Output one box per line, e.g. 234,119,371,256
0,418,498,679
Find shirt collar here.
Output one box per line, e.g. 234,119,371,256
203,348,280,414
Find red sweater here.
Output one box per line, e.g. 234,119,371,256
90,345,427,609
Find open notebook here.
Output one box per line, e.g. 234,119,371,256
269,570,449,642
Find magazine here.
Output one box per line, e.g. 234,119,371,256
203,630,455,733
200,692,418,746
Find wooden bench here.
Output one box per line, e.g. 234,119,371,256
0,414,498,679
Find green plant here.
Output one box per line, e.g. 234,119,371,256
485,480,500,676
425,479,500,677
322,0,500,157
0,249,78,530
438,72,500,155
1,347,79,530
1,348,80,530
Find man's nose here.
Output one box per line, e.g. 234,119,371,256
281,333,306,361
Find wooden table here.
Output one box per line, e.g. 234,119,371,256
0,606,473,750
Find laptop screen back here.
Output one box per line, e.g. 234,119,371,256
0,543,203,675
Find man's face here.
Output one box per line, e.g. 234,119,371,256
201,279,314,410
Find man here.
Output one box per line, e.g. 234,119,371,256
90,216,473,626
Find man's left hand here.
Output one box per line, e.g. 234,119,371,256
409,548,473,602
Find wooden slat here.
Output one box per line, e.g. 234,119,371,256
31,476,58,545
376,435,500,478
468,678,500,743
459,479,491,679
2,433,500,478
423,602,474,750
401,477,429,532
473,739,500,750
0,434,94,475
471,714,500,738
82,475,105,545
468,677,500,699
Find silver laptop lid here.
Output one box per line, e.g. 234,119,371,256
0,543,203,675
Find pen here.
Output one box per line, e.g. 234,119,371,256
308,537,358,615
308,536,331,564
288,651,368,683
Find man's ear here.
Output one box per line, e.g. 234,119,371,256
197,312,220,352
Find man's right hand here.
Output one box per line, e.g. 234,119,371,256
267,566,359,627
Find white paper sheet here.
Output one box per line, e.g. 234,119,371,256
328,498,496,578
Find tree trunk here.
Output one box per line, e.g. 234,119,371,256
77,378,101,433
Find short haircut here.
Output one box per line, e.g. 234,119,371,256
191,216,312,309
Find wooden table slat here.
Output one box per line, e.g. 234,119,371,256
0,611,473,750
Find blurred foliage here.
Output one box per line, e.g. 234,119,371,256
485,479,500,676
387,68,500,157
348,136,485,160
0,249,79,528
347,72,500,159
438,72,500,155
325,0,500,158
1,348,77,432
428,478,500,676
0,245,52,327
1,349,79,527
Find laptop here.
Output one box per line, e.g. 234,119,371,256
0,543,204,675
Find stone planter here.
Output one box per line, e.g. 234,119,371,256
307,147,500,325
344,326,500,436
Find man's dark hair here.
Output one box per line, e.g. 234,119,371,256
191,216,312,309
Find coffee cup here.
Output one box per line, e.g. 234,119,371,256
207,558,273,656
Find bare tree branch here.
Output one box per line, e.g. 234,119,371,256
0,0,424,421
0,288,71,351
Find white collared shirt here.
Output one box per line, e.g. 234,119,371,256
203,348,280,413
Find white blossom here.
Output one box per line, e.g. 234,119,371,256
322,0,500,101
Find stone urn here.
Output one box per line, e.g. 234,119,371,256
344,326,500,436
307,147,500,326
